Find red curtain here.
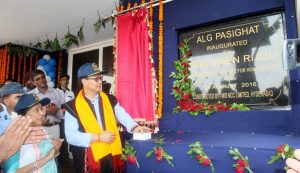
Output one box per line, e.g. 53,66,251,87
116,8,154,122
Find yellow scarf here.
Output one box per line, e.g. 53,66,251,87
75,90,122,161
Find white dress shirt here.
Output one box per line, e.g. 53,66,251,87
29,87,65,123
65,94,137,147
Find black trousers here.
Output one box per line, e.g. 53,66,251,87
70,145,113,173
58,120,70,165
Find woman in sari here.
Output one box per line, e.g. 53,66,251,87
3,94,62,173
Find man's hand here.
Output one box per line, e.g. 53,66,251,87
99,131,116,144
24,126,48,144
46,103,59,115
132,126,151,133
0,117,32,163
286,149,300,173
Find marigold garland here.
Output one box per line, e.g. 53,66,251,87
148,0,159,130
3,47,8,82
6,54,10,80
29,55,33,72
157,0,164,119
187,141,214,172
229,148,253,173
169,39,249,116
146,135,174,167
127,2,131,9
12,56,16,80
57,51,62,82
0,48,3,82
268,144,295,170
23,55,27,78
17,55,22,82
35,54,38,68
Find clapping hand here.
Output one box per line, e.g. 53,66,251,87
25,126,48,144
0,117,32,163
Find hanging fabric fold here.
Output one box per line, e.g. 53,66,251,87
115,8,157,127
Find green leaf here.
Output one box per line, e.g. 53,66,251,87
51,34,62,51
77,19,85,44
233,156,239,160
63,26,79,48
94,10,102,33
43,35,52,50
284,145,290,153
146,150,154,158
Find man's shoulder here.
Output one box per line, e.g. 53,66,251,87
0,104,10,120
62,100,77,117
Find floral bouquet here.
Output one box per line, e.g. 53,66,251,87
187,141,214,172
229,148,253,173
268,144,295,170
121,141,139,168
146,135,174,167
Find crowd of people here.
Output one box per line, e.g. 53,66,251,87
0,63,149,173
1,63,299,173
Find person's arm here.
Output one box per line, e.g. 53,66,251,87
64,111,99,147
16,139,62,173
114,103,150,133
114,103,138,133
15,149,56,173
0,117,31,164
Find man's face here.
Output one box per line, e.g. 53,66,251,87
25,79,35,90
32,74,47,89
60,77,69,88
82,74,103,93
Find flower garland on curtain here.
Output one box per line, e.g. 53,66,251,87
127,2,131,9
157,0,164,119
148,0,159,130
170,40,249,116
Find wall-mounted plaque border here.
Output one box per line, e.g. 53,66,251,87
179,13,291,110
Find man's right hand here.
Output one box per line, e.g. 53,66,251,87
99,131,116,144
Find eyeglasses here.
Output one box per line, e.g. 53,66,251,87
34,75,46,81
85,76,103,82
